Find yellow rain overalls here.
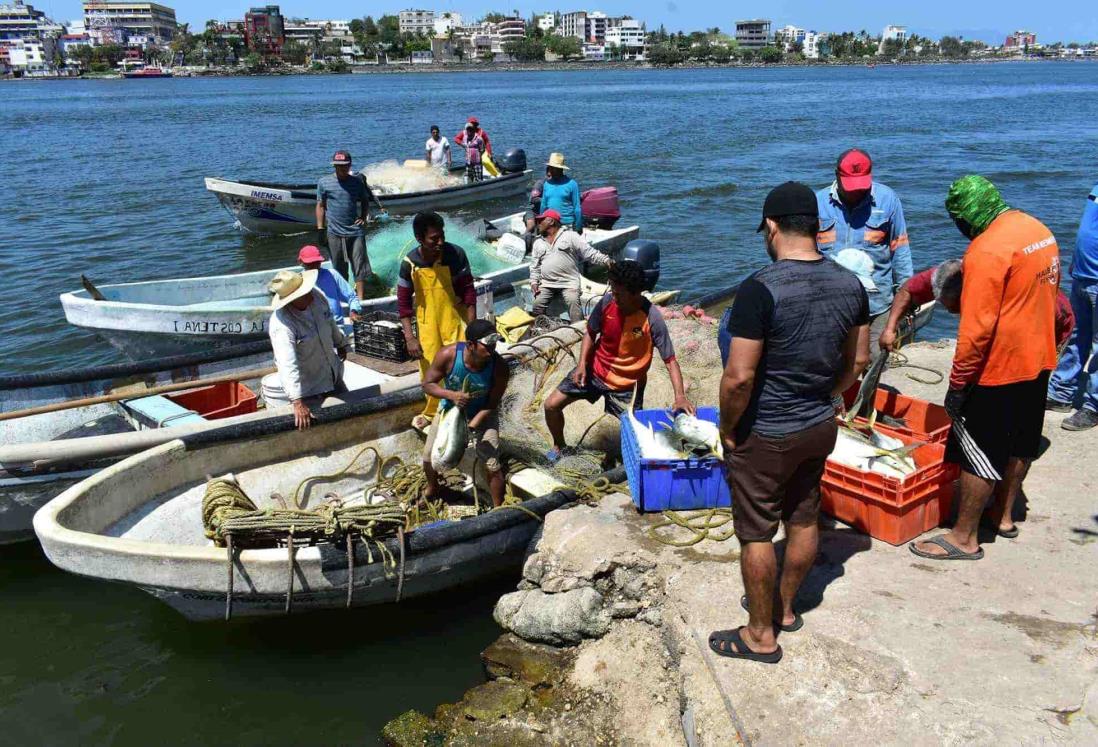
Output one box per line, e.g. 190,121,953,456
404,255,468,419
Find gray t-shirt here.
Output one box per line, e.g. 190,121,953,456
727,257,869,440
317,173,369,237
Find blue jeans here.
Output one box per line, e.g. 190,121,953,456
1048,278,1098,412
718,306,733,367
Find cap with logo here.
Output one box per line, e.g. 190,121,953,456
331,150,352,166
757,181,819,232
836,148,873,192
466,318,502,346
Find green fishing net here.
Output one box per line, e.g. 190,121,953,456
945,175,1010,236
362,222,521,297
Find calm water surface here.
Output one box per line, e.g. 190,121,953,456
1,62,1096,743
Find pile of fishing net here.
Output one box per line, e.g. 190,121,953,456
362,160,464,195
363,221,523,298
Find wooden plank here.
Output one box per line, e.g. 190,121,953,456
347,352,419,377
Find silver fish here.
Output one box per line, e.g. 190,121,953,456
847,352,889,422
830,422,920,479
430,379,470,471
670,412,723,459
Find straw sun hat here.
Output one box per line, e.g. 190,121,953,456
269,269,318,309
546,152,570,170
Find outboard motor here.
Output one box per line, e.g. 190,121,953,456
620,239,660,292
496,148,527,174
581,187,621,230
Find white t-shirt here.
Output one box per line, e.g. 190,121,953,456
425,136,450,167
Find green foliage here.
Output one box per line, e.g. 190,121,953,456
244,52,264,70
545,34,581,60
648,43,684,65
759,46,783,63
711,45,732,63
281,39,308,65
690,39,712,61
502,36,545,62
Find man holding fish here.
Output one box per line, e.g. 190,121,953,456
710,182,870,664
421,320,510,507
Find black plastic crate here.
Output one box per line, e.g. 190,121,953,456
353,312,416,363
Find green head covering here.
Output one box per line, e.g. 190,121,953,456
945,175,1010,236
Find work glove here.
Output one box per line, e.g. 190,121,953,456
316,227,327,248
944,386,969,421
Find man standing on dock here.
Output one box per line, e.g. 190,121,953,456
529,208,612,321
911,176,1061,559
397,211,478,431
316,150,385,302
816,148,913,363
712,182,869,664
1046,180,1098,431
267,269,350,430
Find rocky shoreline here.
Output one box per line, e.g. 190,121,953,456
382,341,1098,746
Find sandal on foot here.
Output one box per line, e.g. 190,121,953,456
997,525,1019,539
909,535,984,561
708,627,782,664
740,595,804,632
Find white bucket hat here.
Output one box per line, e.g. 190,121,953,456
269,269,318,309
833,248,877,292
546,152,570,171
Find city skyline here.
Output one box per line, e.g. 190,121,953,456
28,0,1098,44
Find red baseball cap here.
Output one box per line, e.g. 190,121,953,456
837,148,872,191
298,245,325,264
536,209,562,222
331,150,352,165
467,116,479,125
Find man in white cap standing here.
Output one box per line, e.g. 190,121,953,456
316,150,385,302
268,269,350,430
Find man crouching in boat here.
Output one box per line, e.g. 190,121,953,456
542,260,694,463
421,320,510,507
268,269,349,430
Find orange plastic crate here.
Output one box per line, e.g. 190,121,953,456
165,382,258,421
821,436,959,545
842,385,952,444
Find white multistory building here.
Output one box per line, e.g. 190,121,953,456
879,24,907,53
605,18,645,60
537,13,554,32
433,13,461,35
803,30,827,59
0,1,64,74
398,9,435,35
559,11,586,40
82,2,177,44
774,24,805,50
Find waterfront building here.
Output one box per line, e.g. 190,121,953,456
774,24,805,50
559,11,586,40
433,12,461,35
398,9,435,35
495,17,525,45
605,18,646,60
6,34,55,73
0,1,61,41
82,2,176,43
245,5,285,58
585,11,609,43
803,30,828,59
410,49,432,63
582,42,604,60
537,13,555,32
735,19,771,50
1004,30,1036,49
878,24,906,53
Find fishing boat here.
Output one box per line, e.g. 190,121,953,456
59,213,640,358
206,168,532,235
33,344,594,620
122,66,173,78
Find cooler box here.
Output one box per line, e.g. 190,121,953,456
842,385,952,444
821,428,959,545
621,407,731,513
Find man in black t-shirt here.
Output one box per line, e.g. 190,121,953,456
709,182,870,665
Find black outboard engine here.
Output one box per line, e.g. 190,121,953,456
496,148,527,174
620,239,661,291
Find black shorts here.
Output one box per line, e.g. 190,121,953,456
556,367,644,419
946,371,1050,480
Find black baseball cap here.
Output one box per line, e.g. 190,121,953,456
466,319,501,346
756,181,819,232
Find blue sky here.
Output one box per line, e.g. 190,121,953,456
37,1,1098,43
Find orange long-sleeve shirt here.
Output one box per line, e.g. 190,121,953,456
950,210,1062,389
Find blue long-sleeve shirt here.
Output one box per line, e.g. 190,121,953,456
1071,183,1098,282
315,267,362,325
541,176,583,231
815,181,913,316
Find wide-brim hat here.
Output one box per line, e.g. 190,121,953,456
546,152,570,171
269,269,318,310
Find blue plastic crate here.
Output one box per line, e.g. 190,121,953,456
620,407,731,512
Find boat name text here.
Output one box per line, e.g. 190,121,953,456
172,319,266,334
249,190,283,202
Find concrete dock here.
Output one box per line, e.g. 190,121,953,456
386,341,1098,745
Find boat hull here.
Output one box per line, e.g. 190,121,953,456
0,471,92,545
205,171,533,235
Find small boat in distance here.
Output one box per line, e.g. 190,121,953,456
122,66,174,79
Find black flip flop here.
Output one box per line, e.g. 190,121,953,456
997,526,1020,539
740,595,804,632
908,535,984,560
708,627,782,664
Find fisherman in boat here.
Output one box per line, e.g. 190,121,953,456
297,244,362,326
267,269,350,431
398,211,479,431
911,176,1062,559
421,319,510,507
425,125,452,169
815,148,913,364
878,259,1074,354
529,208,612,322
711,181,870,664
453,116,492,158
316,150,386,303
458,123,485,183
540,152,583,234
542,260,694,463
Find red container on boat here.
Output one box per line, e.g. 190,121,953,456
165,382,258,420
581,187,621,229
820,430,959,546
842,385,952,444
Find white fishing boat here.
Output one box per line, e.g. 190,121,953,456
33,340,596,621
59,213,640,358
206,168,532,235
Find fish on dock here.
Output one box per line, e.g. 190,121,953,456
830,421,920,480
